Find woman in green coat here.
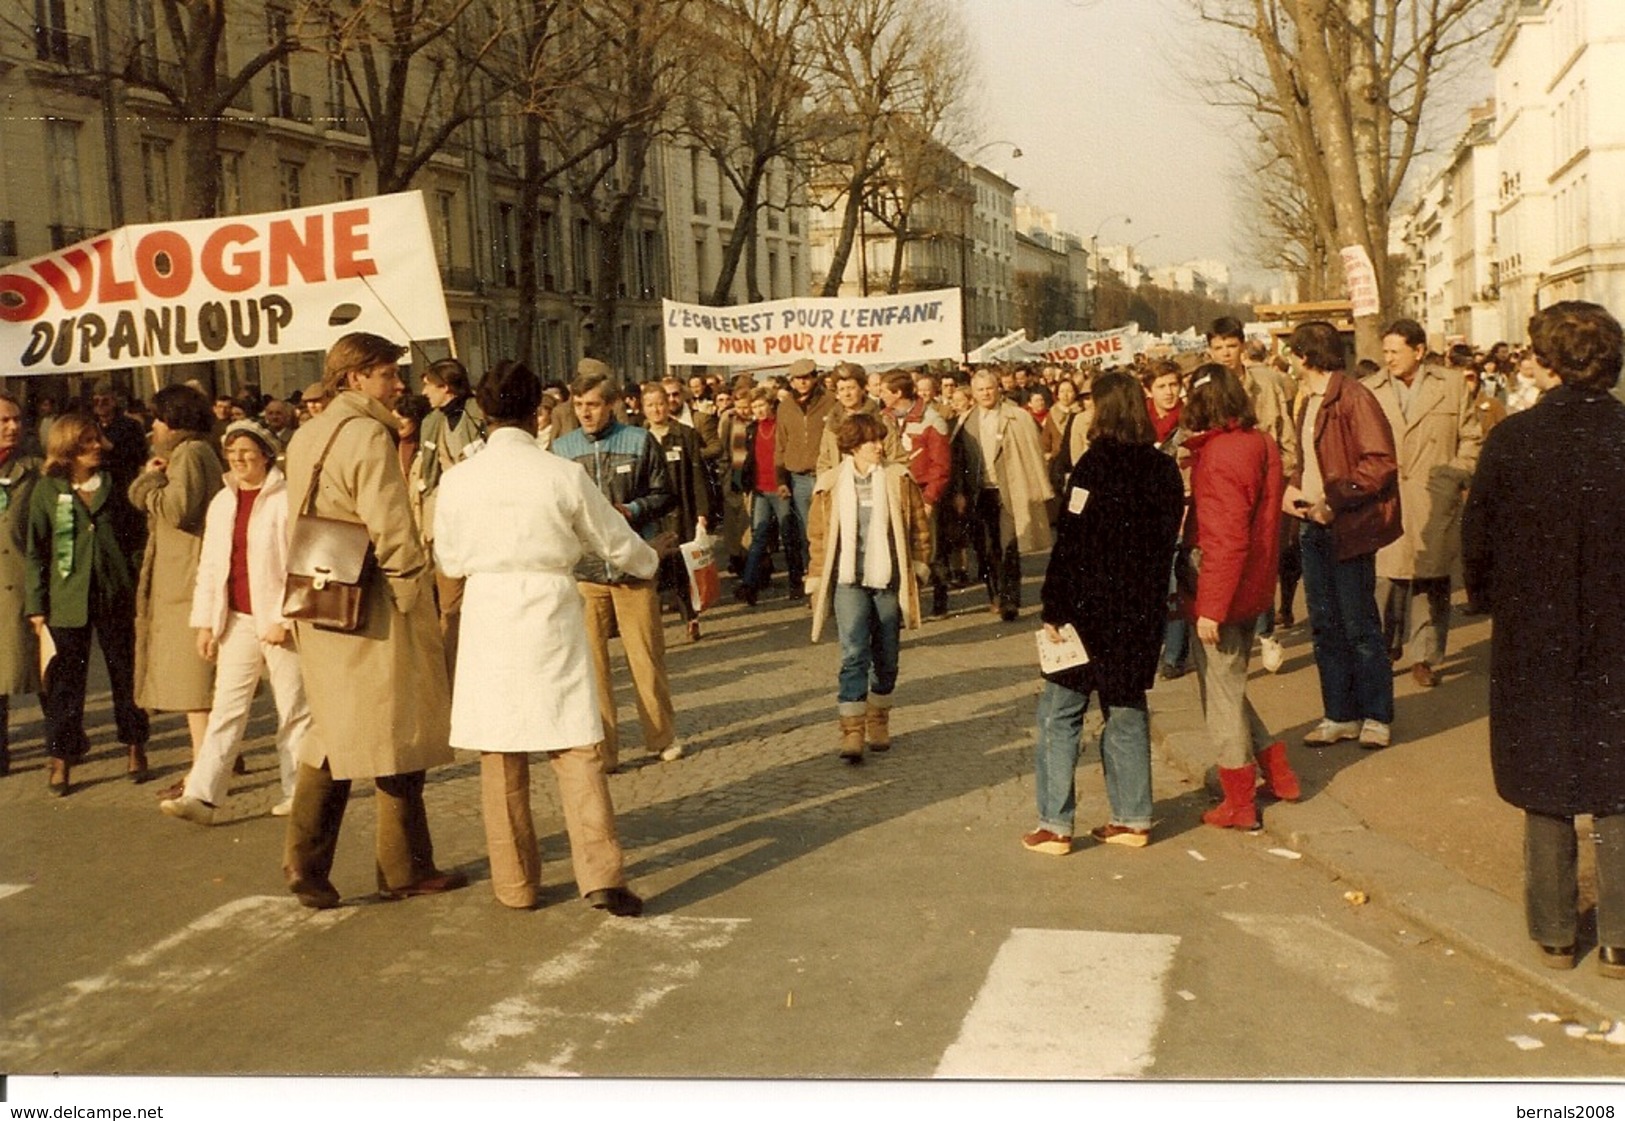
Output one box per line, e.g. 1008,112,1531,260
24,413,150,795
0,392,42,777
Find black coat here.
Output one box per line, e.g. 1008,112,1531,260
1039,438,1184,706
1462,386,1625,816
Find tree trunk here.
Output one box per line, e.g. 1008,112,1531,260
710,163,766,305
820,170,868,297
514,115,544,370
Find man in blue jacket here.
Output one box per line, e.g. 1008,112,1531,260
552,359,682,771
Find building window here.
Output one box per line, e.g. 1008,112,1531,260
767,250,779,300
337,172,357,201
140,139,172,221
267,10,293,116
493,202,516,287
540,210,559,291
278,160,302,209
435,191,455,263
45,119,83,231
217,152,243,214
573,218,593,295
694,238,707,294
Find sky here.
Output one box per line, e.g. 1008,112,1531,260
959,0,1493,295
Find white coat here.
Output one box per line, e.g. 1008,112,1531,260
190,467,292,641
432,427,659,753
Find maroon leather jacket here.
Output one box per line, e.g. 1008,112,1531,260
1291,373,1402,561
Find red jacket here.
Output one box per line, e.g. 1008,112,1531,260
1291,373,1402,562
892,399,950,506
1185,423,1283,625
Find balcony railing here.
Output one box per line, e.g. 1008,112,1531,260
125,54,184,90
440,266,479,292
0,220,16,258
34,26,91,68
49,224,99,250
269,87,313,124
323,103,365,134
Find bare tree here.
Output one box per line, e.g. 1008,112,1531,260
16,0,322,220
326,0,521,194
551,0,696,359
862,13,973,295
1186,0,1498,354
678,0,820,306
810,0,950,298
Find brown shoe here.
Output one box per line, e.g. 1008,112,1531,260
1021,828,1072,855
1411,662,1439,688
289,875,341,910
586,886,644,917
378,870,469,901
1089,823,1151,848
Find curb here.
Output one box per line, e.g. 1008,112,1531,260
1148,672,1625,1027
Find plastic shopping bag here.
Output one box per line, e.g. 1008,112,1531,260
680,531,721,613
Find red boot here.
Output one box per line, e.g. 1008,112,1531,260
1256,740,1300,801
1203,764,1260,831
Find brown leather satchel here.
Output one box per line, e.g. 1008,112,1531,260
282,416,375,632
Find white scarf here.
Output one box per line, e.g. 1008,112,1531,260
836,458,893,589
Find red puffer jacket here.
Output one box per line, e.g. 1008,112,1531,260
1184,423,1284,625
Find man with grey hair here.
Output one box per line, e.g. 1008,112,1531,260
947,369,1053,621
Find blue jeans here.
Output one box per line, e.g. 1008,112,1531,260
742,491,803,590
1034,680,1153,833
1299,522,1393,724
833,583,900,712
789,472,817,573
1160,560,1188,669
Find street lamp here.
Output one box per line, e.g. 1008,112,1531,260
958,141,1022,355
1090,214,1130,329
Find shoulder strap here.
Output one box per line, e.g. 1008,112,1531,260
301,416,364,517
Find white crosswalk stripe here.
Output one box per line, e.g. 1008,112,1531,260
935,928,1181,1078
0,895,352,1069
420,915,749,1076
0,883,32,902
1223,912,1398,1014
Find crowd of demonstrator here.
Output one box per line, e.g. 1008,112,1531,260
4,302,1623,981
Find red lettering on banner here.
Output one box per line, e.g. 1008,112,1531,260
331,208,377,278
92,238,137,303
31,249,96,311
134,231,193,299
200,224,260,292
268,216,325,285
0,273,49,323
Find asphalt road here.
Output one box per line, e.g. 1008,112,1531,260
3,568,1624,1110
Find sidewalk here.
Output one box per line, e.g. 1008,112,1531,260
1148,605,1625,1025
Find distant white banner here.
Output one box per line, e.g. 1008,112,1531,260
1340,244,1381,319
663,290,963,367
1034,327,1139,367
0,191,450,374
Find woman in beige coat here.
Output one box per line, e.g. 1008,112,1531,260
130,385,223,790
807,413,933,764
0,392,41,777
281,331,462,910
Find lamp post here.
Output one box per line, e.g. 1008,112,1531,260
1090,213,1130,330
957,141,1022,356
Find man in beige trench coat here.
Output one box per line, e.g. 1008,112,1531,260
281,332,465,909
1364,318,1483,688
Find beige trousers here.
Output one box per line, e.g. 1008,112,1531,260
479,748,628,909
577,579,676,771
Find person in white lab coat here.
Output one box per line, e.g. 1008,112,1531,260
433,359,670,916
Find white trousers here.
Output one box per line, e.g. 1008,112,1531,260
184,613,312,806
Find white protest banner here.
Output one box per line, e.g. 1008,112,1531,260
0,191,450,374
1034,326,1139,367
663,289,962,367
1340,244,1380,319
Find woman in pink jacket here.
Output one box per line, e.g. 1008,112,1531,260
1182,365,1300,829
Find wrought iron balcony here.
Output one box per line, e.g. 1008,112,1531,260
34,26,91,68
